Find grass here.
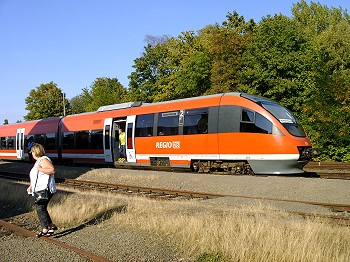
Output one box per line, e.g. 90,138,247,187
2,180,350,261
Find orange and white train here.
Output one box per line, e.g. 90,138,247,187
0,93,314,174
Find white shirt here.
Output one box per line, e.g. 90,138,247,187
29,156,56,194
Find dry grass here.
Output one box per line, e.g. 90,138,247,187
109,197,350,262
0,180,33,217
49,191,127,227
78,168,159,183
2,181,350,261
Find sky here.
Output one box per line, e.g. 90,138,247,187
0,0,349,124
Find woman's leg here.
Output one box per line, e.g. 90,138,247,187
35,201,51,229
35,192,54,229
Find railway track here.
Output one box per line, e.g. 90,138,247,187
0,219,113,262
305,162,350,169
1,172,350,216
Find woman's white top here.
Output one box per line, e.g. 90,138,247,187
29,156,56,194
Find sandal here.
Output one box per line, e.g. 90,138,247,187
36,230,48,238
45,229,55,236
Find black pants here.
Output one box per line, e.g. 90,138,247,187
35,191,54,229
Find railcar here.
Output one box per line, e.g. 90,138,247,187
0,93,314,174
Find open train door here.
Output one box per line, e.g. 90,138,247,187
103,118,113,163
16,128,25,160
125,115,136,163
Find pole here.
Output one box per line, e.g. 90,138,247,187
63,93,66,116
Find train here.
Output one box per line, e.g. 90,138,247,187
0,92,314,175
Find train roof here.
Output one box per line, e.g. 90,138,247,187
96,93,244,113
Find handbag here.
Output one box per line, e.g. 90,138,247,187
34,189,49,204
33,170,50,204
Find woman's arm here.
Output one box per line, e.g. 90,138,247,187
37,158,55,175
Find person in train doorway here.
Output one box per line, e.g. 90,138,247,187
27,137,35,163
119,128,126,162
26,143,58,237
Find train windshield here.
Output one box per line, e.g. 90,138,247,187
260,102,306,137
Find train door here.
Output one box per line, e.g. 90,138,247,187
103,118,113,162
113,119,126,162
16,128,25,160
125,115,136,163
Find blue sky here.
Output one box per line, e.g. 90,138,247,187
0,0,349,124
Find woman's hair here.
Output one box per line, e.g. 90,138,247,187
30,143,45,157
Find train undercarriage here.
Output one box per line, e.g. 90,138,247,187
191,160,254,175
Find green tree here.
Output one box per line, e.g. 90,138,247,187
292,0,350,161
238,14,317,114
84,77,127,112
70,89,92,114
24,82,71,121
203,11,255,94
3,119,8,125
154,31,212,101
128,37,170,102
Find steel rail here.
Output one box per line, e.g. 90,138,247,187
0,219,113,262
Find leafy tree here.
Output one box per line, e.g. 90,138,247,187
24,82,71,121
154,31,212,101
70,89,92,114
290,1,350,161
128,37,170,102
203,11,255,94
3,119,8,125
238,14,317,115
84,77,127,112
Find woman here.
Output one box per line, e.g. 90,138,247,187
27,143,57,237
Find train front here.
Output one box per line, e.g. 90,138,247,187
243,94,316,174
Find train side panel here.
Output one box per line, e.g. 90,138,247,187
0,118,61,161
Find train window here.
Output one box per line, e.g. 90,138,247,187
241,109,255,123
25,136,34,150
255,114,272,134
240,109,272,134
105,125,110,150
34,134,45,146
91,130,103,149
46,133,56,150
0,137,4,149
6,136,15,149
260,101,306,137
136,114,154,137
157,111,179,136
62,132,74,149
76,131,89,149
184,108,208,135
127,123,133,149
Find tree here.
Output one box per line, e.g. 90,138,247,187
3,119,8,125
154,31,212,101
128,36,170,102
70,89,92,114
84,77,127,112
203,11,255,94
24,82,71,121
292,0,350,161
238,14,317,114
